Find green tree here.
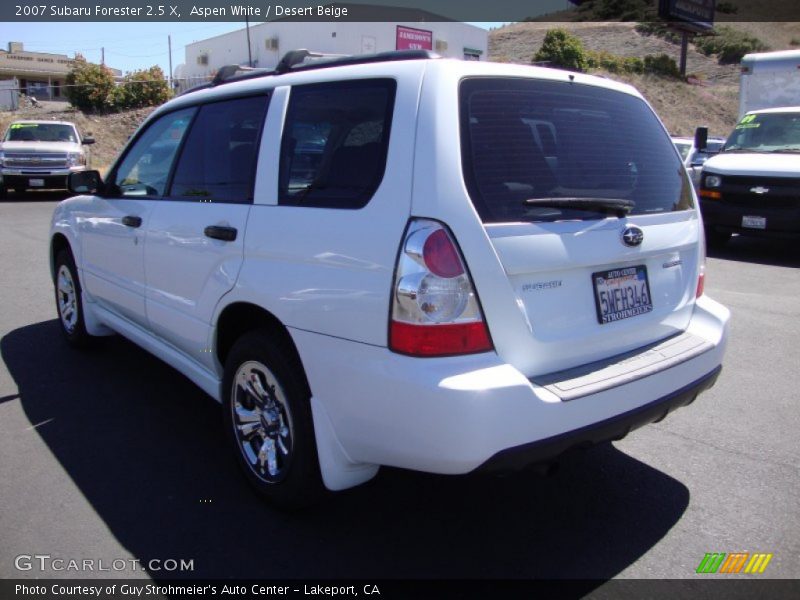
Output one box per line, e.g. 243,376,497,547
112,66,172,110
64,57,115,112
533,29,588,72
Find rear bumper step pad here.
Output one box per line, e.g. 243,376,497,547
532,331,713,401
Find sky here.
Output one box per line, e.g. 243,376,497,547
1,21,509,78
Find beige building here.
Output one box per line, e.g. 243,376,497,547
0,42,75,100
0,41,121,101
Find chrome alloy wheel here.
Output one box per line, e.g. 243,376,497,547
57,264,79,334
231,361,294,482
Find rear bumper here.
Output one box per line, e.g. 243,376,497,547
477,366,720,473
293,295,729,482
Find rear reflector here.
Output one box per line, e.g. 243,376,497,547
390,321,492,357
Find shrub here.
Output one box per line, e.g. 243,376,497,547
64,58,115,113
574,0,651,21
533,29,588,72
643,54,681,78
716,1,738,14
694,26,769,64
112,67,172,110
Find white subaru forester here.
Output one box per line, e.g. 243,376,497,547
50,50,729,507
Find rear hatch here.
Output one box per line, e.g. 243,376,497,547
459,77,702,377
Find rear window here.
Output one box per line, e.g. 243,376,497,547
460,77,693,223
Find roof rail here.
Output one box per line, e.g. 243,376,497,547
181,48,440,95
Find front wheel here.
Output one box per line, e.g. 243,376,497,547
54,249,94,347
222,330,323,509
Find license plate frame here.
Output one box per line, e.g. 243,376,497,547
592,265,653,325
742,215,766,229
29,178,45,187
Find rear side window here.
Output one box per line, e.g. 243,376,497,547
460,78,693,223
169,95,268,204
279,79,396,209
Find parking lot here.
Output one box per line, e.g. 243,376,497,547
0,194,798,583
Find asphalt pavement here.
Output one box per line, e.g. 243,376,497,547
0,193,798,587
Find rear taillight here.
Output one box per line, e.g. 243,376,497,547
696,263,706,298
389,219,493,357
696,224,706,299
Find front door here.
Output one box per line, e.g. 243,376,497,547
79,107,196,327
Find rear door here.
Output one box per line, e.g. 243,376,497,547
143,95,269,370
457,77,702,377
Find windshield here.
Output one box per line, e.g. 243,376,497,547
4,123,78,143
723,112,800,153
673,141,692,160
460,78,692,223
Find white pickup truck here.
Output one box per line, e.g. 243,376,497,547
0,120,94,198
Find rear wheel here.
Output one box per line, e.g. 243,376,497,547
54,249,94,347
704,227,731,249
222,330,323,509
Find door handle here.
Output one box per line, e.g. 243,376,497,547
121,215,142,228
204,225,238,242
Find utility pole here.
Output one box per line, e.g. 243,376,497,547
101,46,104,66
245,16,253,67
168,35,173,89
679,31,689,77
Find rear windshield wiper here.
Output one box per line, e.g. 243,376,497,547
524,197,635,218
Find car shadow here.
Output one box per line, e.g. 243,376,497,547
708,235,800,268
2,320,690,583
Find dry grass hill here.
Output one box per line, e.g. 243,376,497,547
489,21,800,138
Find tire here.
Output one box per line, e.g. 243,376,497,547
54,249,94,348
704,227,731,249
0,186,6,199
222,330,324,509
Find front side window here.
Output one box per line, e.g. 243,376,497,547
460,78,693,223
279,79,396,209
110,108,195,198
169,96,268,203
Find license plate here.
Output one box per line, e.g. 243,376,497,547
592,265,653,325
742,215,766,229
29,178,44,187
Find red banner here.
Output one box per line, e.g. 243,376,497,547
396,25,433,51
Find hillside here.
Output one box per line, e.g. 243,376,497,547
489,21,800,137
1,20,798,161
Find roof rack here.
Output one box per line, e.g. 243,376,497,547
182,49,440,95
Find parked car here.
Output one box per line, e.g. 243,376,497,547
0,120,94,198
672,134,725,189
50,50,729,507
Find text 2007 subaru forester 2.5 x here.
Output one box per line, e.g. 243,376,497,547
50,50,729,507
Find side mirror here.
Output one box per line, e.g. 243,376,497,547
69,170,103,195
694,126,708,152
82,136,95,145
